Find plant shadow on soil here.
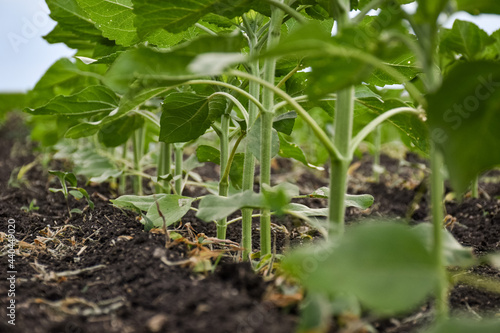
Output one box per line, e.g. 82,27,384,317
1,116,500,333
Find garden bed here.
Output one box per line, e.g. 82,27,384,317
1,116,500,333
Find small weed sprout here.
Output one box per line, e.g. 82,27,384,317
49,170,94,216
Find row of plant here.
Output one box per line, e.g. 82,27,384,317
6,0,500,332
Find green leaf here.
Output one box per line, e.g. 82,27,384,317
456,0,500,15
145,195,194,227
43,24,96,50
427,61,500,194
278,132,310,167
262,183,300,215
25,86,119,117
76,0,138,46
196,190,263,221
104,34,244,93
65,87,169,139
132,0,259,36
426,318,500,333
355,98,429,153
196,145,244,189
159,93,225,143
196,145,221,164
98,114,144,147
309,187,374,209
247,117,280,161
27,58,103,108
273,111,297,135
412,224,475,267
440,20,494,61
111,194,167,211
282,222,438,314
285,203,328,217
46,0,105,42
368,53,420,86
69,189,84,199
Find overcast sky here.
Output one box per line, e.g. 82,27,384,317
0,0,499,93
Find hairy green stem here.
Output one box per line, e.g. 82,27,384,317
373,125,382,183
174,145,183,195
471,176,479,198
430,144,449,321
241,60,260,260
328,87,354,239
132,127,145,195
260,3,285,257
119,143,127,195
217,113,231,239
157,142,171,194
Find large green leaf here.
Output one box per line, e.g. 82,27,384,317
145,195,194,227
427,61,500,194
455,0,500,15
25,85,119,117
27,58,103,108
76,0,138,46
46,0,105,42
65,87,167,139
159,93,225,143
98,114,144,147
355,98,429,152
132,0,261,36
104,34,245,93
282,222,438,314
440,20,494,61
43,24,96,50
196,190,263,221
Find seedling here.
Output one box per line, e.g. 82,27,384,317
49,170,94,217
21,199,40,213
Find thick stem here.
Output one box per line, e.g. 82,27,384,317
119,143,127,195
259,3,285,257
430,144,449,321
132,127,145,195
157,142,171,194
471,176,479,198
373,125,382,183
328,87,354,239
174,145,183,195
217,113,231,239
241,60,260,260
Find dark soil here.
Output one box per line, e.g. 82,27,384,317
1,115,500,333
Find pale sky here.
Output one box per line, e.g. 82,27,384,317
0,1,499,93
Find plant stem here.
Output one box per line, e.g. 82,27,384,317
157,142,171,194
241,54,260,259
229,69,341,160
174,144,183,195
430,144,449,321
327,2,353,239
132,127,145,195
217,113,231,239
119,142,127,195
328,87,354,239
471,176,479,198
259,2,285,257
373,125,382,183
